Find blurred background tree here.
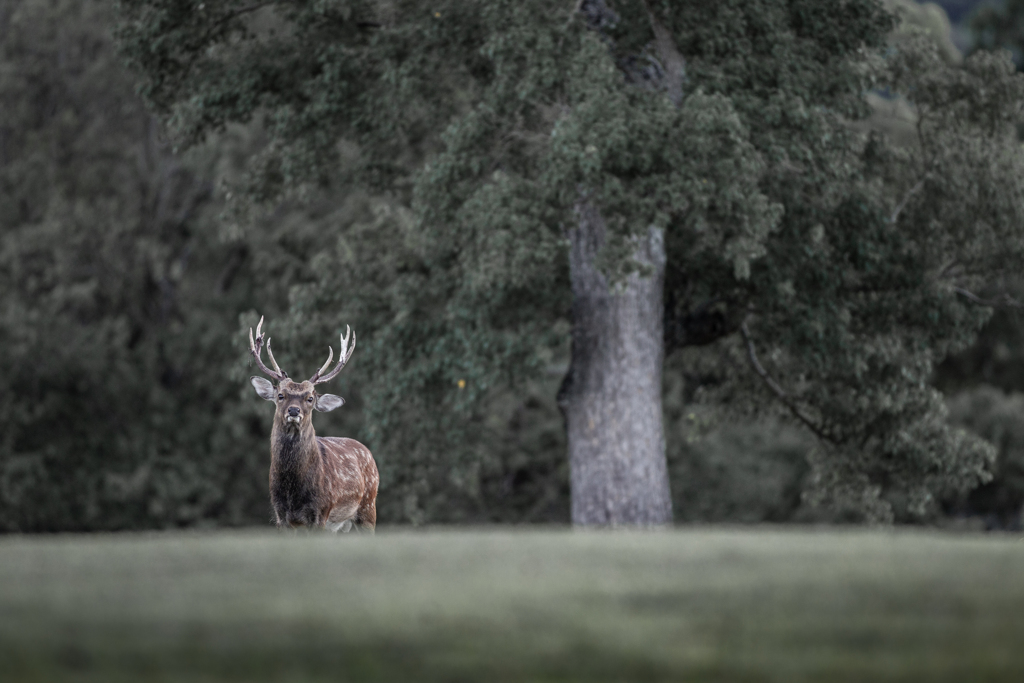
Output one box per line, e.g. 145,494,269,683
5,0,1024,531
971,0,1024,65
0,0,280,530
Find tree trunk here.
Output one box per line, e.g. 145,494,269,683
559,202,672,526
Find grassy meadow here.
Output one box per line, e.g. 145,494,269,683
1,527,1023,682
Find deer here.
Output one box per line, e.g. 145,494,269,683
248,316,378,533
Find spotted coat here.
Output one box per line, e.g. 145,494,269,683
261,378,379,532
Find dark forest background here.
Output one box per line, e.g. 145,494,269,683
3,0,1024,531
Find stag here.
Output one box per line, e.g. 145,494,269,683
248,316,378,533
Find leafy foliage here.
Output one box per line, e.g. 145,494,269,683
0,0,1016,530
945,385,1024,529
971,0,1024,66
113,0,1024,524
0,0,277,530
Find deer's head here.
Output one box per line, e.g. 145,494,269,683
248,316,354,432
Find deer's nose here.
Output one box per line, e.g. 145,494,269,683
287,406,300,417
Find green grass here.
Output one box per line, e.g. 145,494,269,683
1,527,1023,682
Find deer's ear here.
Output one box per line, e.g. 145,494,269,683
315,393,345,412
250,376,277,402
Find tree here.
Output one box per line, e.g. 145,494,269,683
118,0,1024,525
0,0,278,531
972,0,1024,66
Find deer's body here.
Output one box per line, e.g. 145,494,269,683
270,426,378,531
249,318,377,533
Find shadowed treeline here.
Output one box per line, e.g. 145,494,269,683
3,0,1024,531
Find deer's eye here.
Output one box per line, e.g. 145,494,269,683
307,396,314,403
278,394,284,401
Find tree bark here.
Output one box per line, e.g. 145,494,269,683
559,202,672,525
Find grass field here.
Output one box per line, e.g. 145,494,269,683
1,527,1023,682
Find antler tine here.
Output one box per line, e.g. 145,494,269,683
311,346,334,383
248,315,288,381
341,325,356,363
265,338,284,375
310,325,356,385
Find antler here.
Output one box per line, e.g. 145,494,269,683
248,316,288,382
309,325,356,385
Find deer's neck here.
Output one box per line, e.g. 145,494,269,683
271,422,320,476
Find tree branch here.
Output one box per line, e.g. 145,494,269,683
937,258,962,280
890,177,926,224
563,0,585,30
954,287,1024,309
640,1,686,106
740,322,831,441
